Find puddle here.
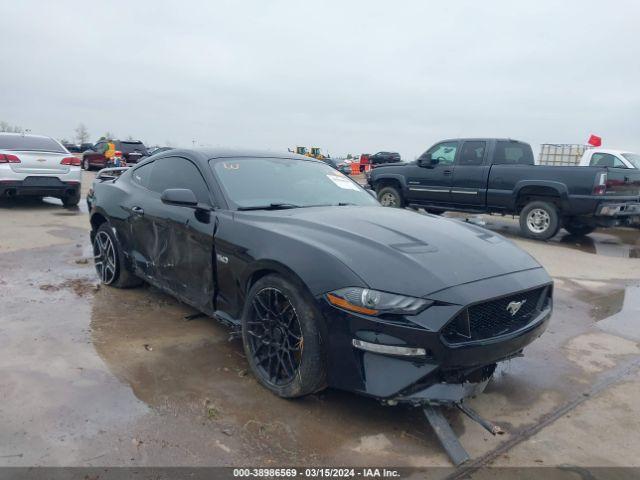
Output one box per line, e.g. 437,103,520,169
598,285,640,341
448,214,640,259
87,284,440,463
577,286,627,322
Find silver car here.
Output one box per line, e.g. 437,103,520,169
0,133,82,206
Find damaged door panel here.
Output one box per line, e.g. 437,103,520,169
155,203,216,313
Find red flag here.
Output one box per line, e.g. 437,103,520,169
588,134,602,147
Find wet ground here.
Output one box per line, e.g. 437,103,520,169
1,172,639,473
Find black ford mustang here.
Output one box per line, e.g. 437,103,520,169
89,149,552,402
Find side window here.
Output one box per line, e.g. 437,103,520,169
458,141,486,166
148,157,211,204
95,142,107,154
131,162,153,188
421,141,458,166
493,141,534,165
590,153,625,168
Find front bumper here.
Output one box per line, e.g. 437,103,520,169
0,177,81,198
319,268,552,401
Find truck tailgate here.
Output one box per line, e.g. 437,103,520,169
605,168,640,196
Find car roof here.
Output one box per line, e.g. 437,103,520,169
0,132,54,140
589,148,635,155
150,147,323,164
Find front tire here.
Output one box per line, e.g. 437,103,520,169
62,191,80,207
92,222,142,288
241,274,327,398
377,186,405,208
519,201,560,240
82,158,90,170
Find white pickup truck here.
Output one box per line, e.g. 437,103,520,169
539,144,640,169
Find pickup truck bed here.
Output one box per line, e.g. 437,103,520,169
369,138,640,239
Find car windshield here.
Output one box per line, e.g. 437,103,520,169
0,134,66,153
211,157,378,209
622,153,640,169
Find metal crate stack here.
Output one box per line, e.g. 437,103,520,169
538,144,591,166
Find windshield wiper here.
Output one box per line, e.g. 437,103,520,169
237,203,302,211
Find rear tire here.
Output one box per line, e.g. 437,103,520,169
519,201,560,240
377,186,405,208
93,222,142,288
62,191,80,207
241,274,327,398
564,221,596,236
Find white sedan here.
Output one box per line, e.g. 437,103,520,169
0,133,82,206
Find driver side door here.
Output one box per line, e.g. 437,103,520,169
146,156,217,312
406,141,458,204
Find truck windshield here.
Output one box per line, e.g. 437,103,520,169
493,141,534,165
622,153,640,169
211,157,379,209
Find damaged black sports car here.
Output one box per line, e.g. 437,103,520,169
89,149,552,402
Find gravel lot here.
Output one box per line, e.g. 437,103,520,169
1,171,639,473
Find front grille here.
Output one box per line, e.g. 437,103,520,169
442,286,549,344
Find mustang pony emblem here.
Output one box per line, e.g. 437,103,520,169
506,299,526,316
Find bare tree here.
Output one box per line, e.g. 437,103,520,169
103,131,115,140
0,121,23,133
125,134,135,141
75,123,90,144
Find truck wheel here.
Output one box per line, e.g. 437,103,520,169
93,222,142,288
564,222,596,236
519,201,560,240
241,274,327,398
377,186,404,208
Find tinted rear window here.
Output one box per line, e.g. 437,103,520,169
0,135,66,153
493,142,534,165
116,142,148,155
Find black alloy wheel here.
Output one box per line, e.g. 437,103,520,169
241,274,327,398
246,287,303,386
92,222,142,288
93,229,117,285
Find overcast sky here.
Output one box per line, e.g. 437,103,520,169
2,0,639,159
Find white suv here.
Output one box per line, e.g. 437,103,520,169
0,133,82,206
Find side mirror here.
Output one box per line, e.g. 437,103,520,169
161,188,198,207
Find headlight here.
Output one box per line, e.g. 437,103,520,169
326,287,432,316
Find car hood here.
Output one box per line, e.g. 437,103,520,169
239,206,542,298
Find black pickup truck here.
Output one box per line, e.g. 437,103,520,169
368,138,640,239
